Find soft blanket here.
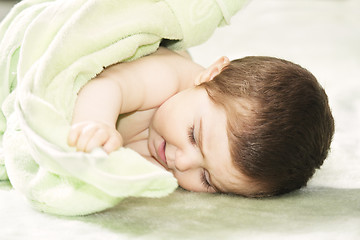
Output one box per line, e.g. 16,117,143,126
0,0,247,216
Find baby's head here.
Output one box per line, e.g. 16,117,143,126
200,56,335,197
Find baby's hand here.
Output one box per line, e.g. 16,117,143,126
68,121,123,154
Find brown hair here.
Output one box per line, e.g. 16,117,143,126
201,56,335,197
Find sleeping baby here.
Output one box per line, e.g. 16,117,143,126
68,47,334,197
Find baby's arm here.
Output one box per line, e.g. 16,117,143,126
68,77,124,153
68,48,186,153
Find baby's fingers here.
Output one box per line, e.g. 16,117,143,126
68,122,122,153
68,122,87,147
103,134,123,153
76,125,104,152
85,129,111,152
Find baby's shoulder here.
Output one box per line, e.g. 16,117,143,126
97,47,201,111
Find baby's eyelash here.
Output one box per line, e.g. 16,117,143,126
187,126,196,145
201,170,211,191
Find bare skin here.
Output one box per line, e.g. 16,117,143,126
68,47,253,194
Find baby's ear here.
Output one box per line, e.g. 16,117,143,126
194,57,230,86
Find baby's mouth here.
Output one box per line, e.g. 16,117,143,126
157,140,167,167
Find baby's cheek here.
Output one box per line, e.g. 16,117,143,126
173,174,203,193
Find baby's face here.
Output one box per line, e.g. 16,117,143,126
148,87,252,194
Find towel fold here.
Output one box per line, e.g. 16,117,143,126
0,0,248,216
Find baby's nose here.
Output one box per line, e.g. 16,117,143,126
174,149,202,172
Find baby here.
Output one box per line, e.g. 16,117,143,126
68,47,334,197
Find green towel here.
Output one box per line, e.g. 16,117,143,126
0,0,248,216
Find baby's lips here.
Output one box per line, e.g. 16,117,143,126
157,140,168,167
